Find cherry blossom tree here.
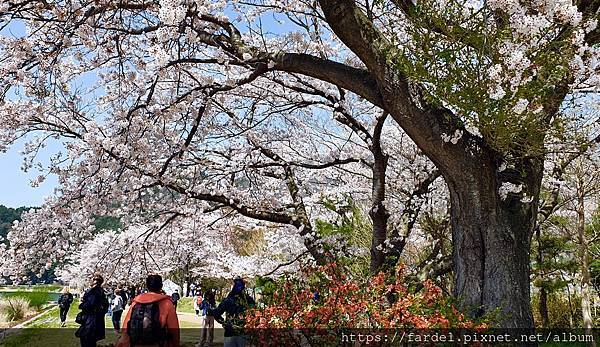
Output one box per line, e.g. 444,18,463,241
57,215,308,289
0,0,598,328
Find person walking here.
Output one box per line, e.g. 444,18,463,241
128,286,136,306
118,286,128,309
75,274,109,347
171,289,181,310
210,277,256,347
111,288,125,334
57,286,74,327
117,274,180,347
198,290,216,347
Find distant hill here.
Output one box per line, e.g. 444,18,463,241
1,204,121,239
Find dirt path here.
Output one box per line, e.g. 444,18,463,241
176,311,223,328
0,305,54,339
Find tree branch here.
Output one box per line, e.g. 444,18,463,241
272,53,384,108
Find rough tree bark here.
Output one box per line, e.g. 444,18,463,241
369,113,390,273
446,156,542,328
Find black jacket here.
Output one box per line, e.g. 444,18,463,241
210,291,255,337
75,285,109,341
118,291,128,306
58,293,73,308
171,292,180,303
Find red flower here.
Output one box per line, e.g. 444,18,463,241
245,262,483,332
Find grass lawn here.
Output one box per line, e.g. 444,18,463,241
1,300,119,347
0,288,58,329
176,297,196,314
1,299,207,347
0,285,61,292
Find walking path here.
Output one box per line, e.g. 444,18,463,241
176,311,225,346
177,311,223,327
0,305,53,339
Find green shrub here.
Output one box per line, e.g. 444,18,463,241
0,297,32,321
4,290,51,310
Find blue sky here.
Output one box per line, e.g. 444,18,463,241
0,139,59,208
0,21,54,207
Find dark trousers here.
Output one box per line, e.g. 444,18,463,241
80,337,96,347
201,315,215,346
59,305,70,323
112,310,123,331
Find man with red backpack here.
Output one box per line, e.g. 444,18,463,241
117,274,180,347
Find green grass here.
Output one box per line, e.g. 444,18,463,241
176,297,196,314
0,299,120,347
0,288,55,325
0,299,208,346
2,290,52,310
31,284,62,292
0,284,61,293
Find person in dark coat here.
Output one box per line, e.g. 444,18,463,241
75,274,109,347
171,289,181,310
128,285,136,305
210,277,256,347
117,285,128,308
57,286,74,327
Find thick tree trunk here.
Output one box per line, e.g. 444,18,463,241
446,157,542,329
315,0,572,330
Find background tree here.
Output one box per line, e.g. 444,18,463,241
564,155,599,334
533,107,600,329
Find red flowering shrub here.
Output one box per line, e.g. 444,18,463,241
246,263,487,345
